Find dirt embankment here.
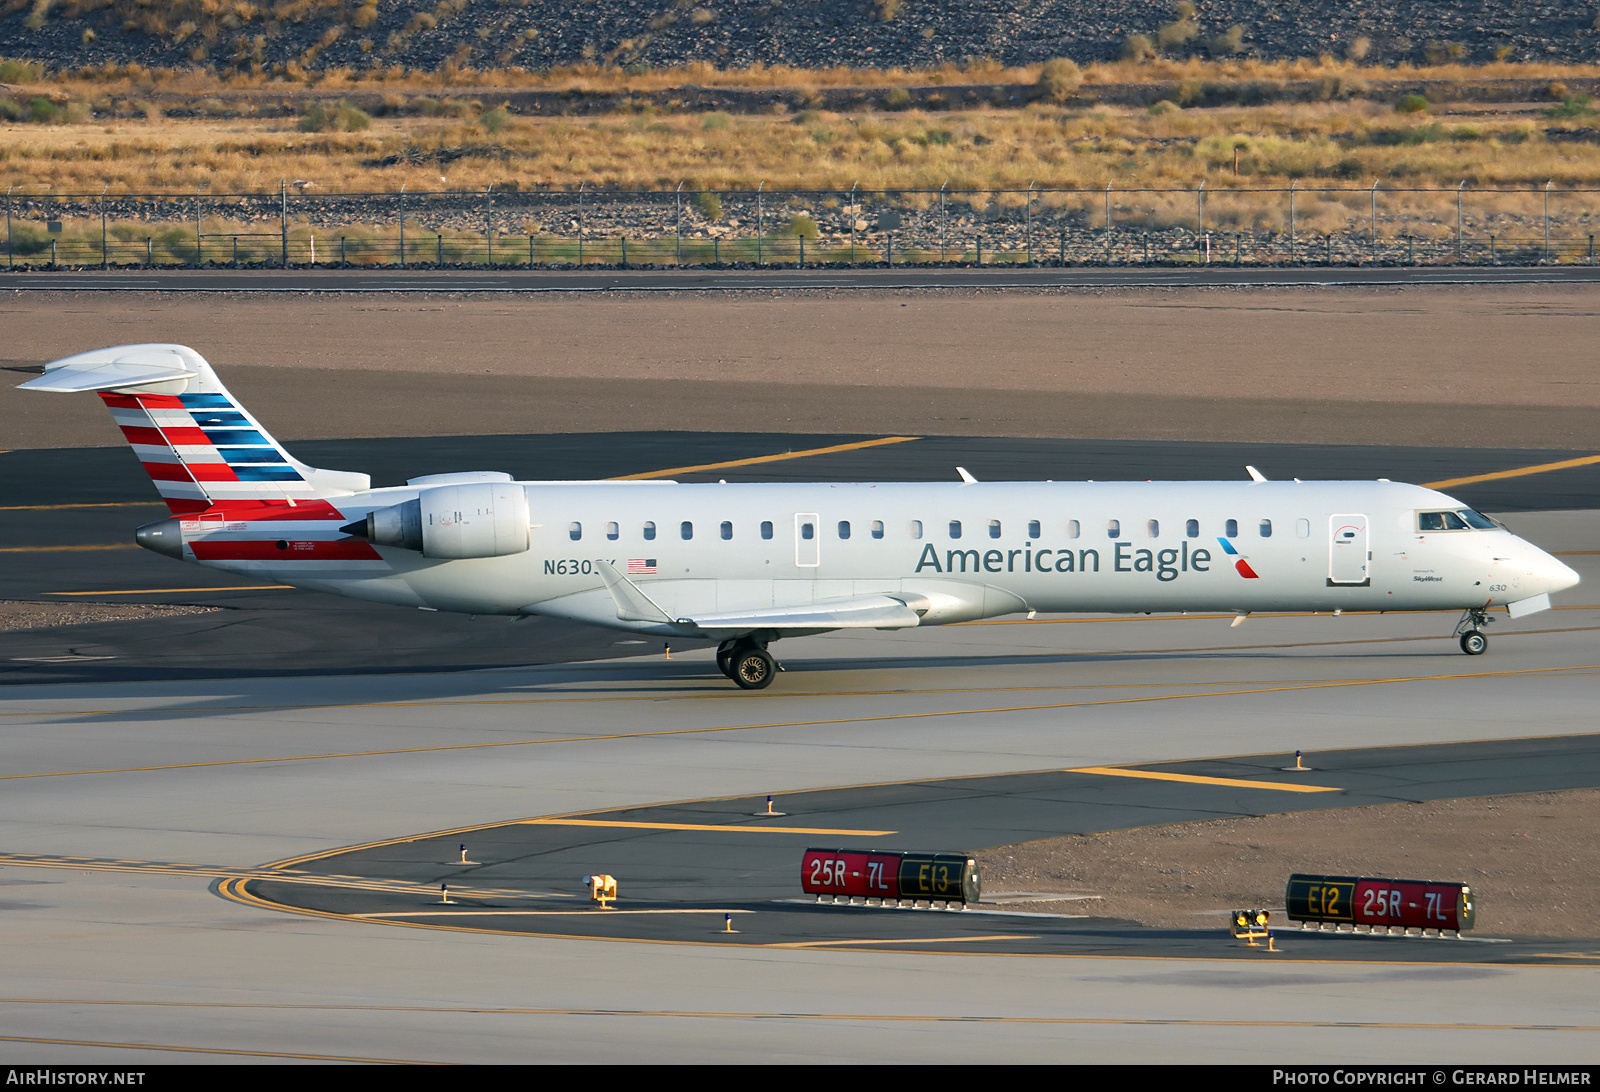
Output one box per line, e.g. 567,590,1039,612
979,789,1600,938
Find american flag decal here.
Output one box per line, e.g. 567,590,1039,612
627,559,657,575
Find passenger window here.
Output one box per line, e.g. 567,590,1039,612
643,520,656,541
1147,519,1159,539
1259,519,1272,538
1296,518,1310,539
1028,520,1040,539
680,521,693,540
568,521,582,541
949,520,962,539
720,521,733,540
910,520,923,539
801,523,814,540
871,520,884,539
1067,519,1080,539
1186,519,1199,538
838,520,851,539
761,520,773,540
606,521,619,541
988,519,1001,539
1107,519,1120,539
1225,519,1238,538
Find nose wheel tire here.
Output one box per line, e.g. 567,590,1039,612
730,648,776,690
1460,630,1488,656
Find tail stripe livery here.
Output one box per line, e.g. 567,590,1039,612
100,388,323,513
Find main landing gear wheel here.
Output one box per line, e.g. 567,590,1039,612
1460,630,1488,656
730,647,776,690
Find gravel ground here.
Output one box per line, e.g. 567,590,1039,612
0,599,216,631
4,2,1599,72
977,789,1600,938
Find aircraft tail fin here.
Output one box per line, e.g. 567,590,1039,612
19,344,369,514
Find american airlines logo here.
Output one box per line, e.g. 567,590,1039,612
1214,537,1261,579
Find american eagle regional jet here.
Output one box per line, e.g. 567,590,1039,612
22,344,1580,690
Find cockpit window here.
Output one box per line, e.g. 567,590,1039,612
1418,511,1468,531
1457,509,1498,530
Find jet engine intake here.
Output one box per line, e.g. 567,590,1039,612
351,483,530,559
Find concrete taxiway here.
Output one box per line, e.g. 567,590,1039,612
2,431,1599,1061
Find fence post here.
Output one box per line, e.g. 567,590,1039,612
340,236,346,264
485,183,494,266
4,184,11,269
280,179,287,267
1196,179,1205,235
196,185,203,266
146,238,152,266
939,181,947,262
798,234,804,265
437,233,443,264
675,181,683,267
232,236,238,264
578,181,585,266
1543,179,1552,261
849,182,857,265
51,239,57,269
1059,228,1065,264
1490,235,1496,264
1104,181,1112,261
1456,180,1465,262
531,234,537,266
1369,180,1379,260
1288,180,1296,263
100,184,108,269
756,180,765,265
398,183,406,269
1026,181,1034,264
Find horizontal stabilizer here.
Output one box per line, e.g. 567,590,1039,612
19,346,198,393
683,594,922,632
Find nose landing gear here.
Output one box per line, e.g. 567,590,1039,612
716,638,781,690
1454,607,1493,655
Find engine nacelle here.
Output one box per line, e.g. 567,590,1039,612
362,482,530,559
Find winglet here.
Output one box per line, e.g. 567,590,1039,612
956,467,978,483
1245,465,1268,482
594,560,674,624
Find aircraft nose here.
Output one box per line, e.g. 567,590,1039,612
1541,554,1581,594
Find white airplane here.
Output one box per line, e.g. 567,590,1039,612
22,344,1580,689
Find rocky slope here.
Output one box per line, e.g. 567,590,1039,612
2,1,1598,75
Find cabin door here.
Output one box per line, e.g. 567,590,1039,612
1328,514,1370,586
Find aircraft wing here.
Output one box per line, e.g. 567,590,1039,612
682,595,923,632
592,561,920,632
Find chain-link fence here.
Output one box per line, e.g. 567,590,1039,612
6,183,1600,269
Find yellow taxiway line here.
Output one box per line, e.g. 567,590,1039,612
1424,454,1600,490
607,436,919,480
522,818,897,835
0,543,137,553
5,661,1599,781
47,585,292,595
1067,767,1340,793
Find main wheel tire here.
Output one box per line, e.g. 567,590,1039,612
1460,630,1488,655
730,648,776,690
